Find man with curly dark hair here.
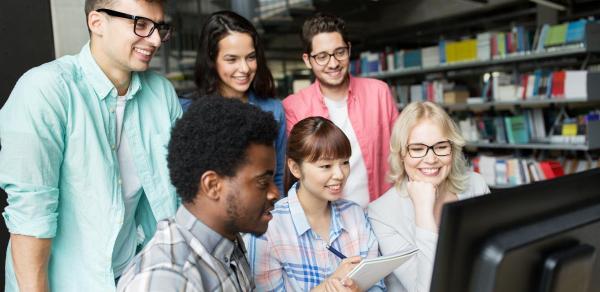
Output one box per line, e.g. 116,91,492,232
117,97,279,291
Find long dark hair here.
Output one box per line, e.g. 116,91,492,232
193,10,275,99
284,117,352,193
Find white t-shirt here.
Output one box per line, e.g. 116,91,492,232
112,95,144,276
324,96,370,208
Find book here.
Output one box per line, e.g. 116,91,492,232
346,249,418,291
565,19,587,44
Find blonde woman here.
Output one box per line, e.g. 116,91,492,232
367,101,490,292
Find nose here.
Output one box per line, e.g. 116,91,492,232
326,54,340,68
332,164,345,180
267,182,279,201
423,148,438,163
239,59,250,73
147,27,162,47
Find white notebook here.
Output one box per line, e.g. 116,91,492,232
346,249,418,290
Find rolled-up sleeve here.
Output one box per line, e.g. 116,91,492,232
0,68,67,238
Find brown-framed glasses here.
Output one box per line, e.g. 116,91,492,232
309,46,350,66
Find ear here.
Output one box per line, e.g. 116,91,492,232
198,170,223,201
287,158,302,180
302,53,312,69
88,10,105,38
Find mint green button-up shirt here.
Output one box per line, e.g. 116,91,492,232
0,43,182,292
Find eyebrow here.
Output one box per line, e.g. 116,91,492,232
223,51,256,57
408,140,449,145
255,170,275,179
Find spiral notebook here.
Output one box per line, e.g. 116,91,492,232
346,248,418,290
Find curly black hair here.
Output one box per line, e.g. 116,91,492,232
167,96,278,203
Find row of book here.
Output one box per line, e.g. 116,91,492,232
472,155,600,187
458,111,599,145
485,70,591,101
350,19,594,75
388,70,594,106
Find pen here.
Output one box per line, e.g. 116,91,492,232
326,244,347,259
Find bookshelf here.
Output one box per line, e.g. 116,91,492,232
442,97,600,111
356,20,600,188
362,45,592,79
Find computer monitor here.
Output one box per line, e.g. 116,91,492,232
431,168,600,292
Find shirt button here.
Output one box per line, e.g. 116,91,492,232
111,144,116,150
109,107,115,113
118,179,122,185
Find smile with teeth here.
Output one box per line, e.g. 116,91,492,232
233,76,250,82
419,168,440,176
326,184,342,192
134,48,152,56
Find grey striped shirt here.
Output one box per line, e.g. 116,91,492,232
116,206,255,292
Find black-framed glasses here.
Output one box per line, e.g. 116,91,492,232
309,46,350,66
406,141,452,158
96,8,172,42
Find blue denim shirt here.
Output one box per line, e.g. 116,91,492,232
0,43,182,292
179,92,286,195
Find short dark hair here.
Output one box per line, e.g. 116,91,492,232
284,116,351,193
84,0,165,16
193,10,275,100
301,13,349,53
168,97,278,203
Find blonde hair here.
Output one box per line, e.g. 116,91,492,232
388,101,468,194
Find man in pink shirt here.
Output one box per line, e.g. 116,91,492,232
282,13,399,207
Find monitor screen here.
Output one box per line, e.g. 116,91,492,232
431,168,600,292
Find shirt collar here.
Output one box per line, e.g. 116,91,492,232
78,42,142,101
175,206,242,261
287,182,347,240
313,74,356,103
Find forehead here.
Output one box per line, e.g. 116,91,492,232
311,32,346,53
217,32,255,55
234,144,275,179
408,119,446,144
110,0,165,22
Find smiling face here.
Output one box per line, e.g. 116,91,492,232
402,119,453,186
302,32,349,89
90,0,164,74
289,157,350,202
222,144,278,236
215,32,257,98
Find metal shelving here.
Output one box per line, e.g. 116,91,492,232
361,45,590,79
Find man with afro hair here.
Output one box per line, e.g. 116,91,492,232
117,96,279,291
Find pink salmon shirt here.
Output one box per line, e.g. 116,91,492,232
282,75,399,201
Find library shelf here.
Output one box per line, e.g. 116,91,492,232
442,97,598,111
465,142,594,151
361,46,591,79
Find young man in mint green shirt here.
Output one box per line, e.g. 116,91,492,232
0,0,181,291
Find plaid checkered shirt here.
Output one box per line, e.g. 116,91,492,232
117,206,254,292
245,183,385,291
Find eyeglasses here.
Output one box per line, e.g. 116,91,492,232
406,141,452,158
309,46,350,66
96,8,172,42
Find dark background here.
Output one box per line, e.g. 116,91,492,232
0,0,56,287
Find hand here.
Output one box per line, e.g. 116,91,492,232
406,180,437,232
331,256,362,279
319,277,360,292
